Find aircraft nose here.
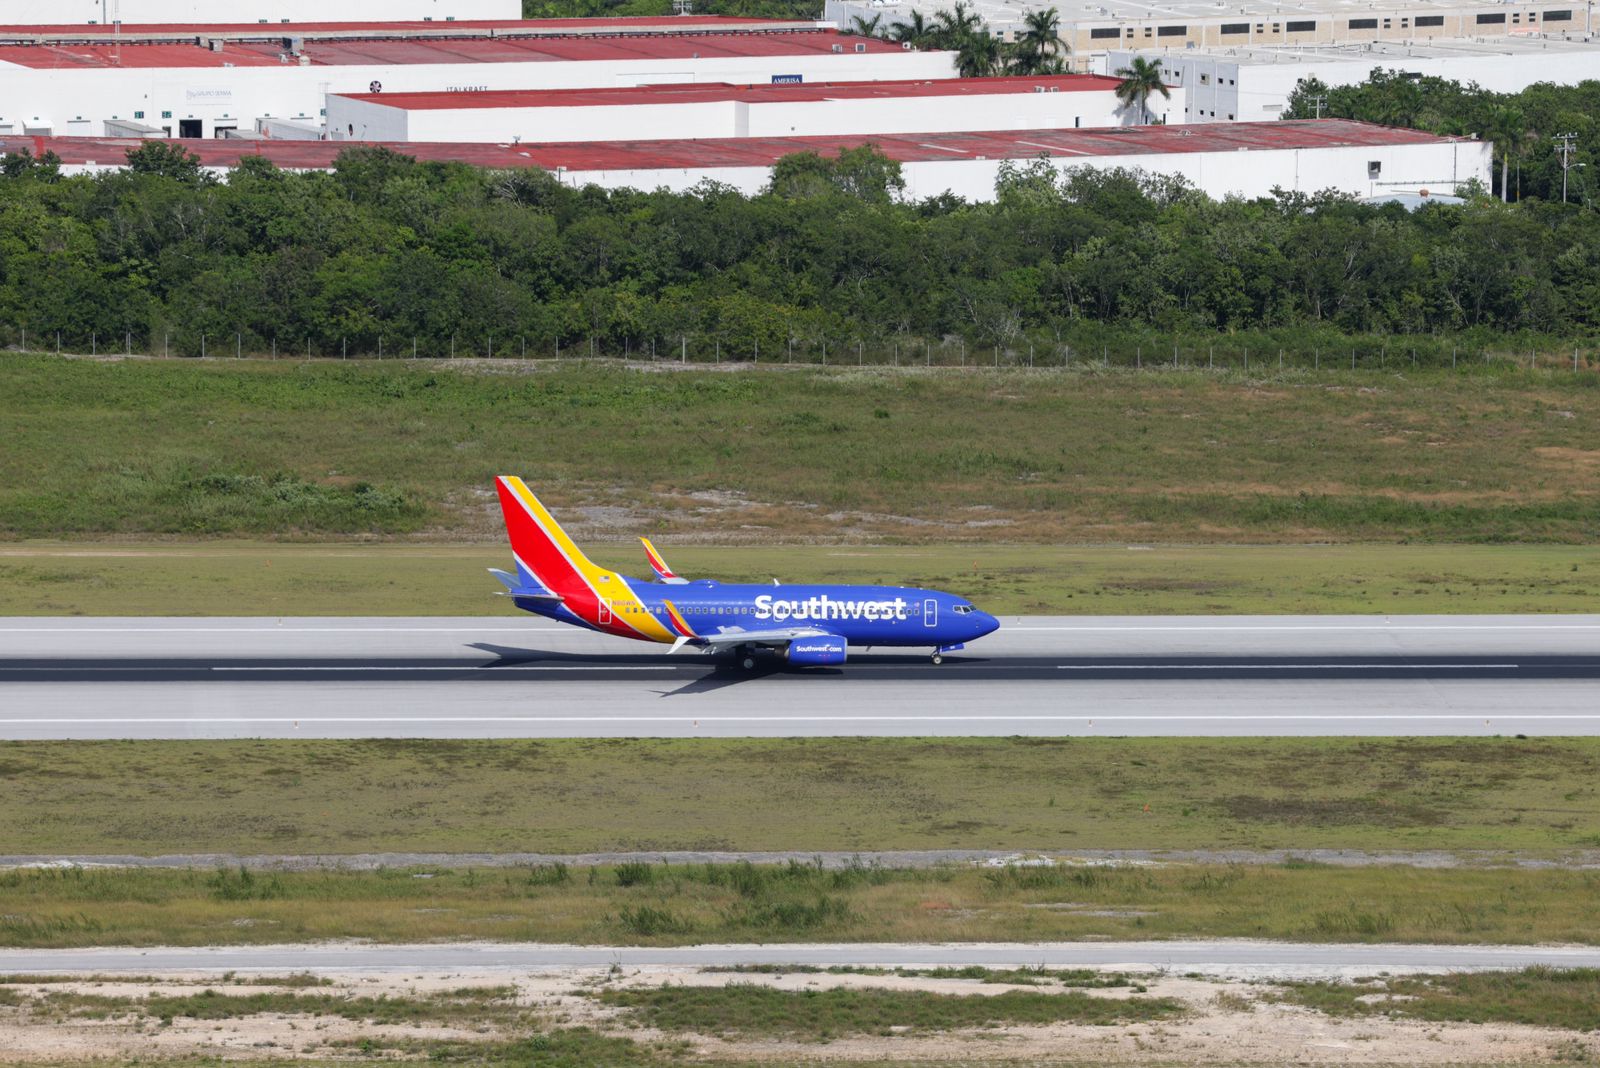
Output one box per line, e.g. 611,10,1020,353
974,612,1001,638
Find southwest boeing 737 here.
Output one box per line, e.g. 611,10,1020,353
490,476,1000,668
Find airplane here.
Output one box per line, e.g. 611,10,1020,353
489,475,1000,668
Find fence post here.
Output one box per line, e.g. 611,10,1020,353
379,337,383,359
1575,349,1580,373
681,336,686,364
823,341,827,365
1029,342,1033,368
125,331,130,356
91,332,96,356
342,337,347,360
236,332,241,359
1136,345,1141,369
1314,347,1319,370
56,331,60,355
201,333,206,358
19,327,23,351
1209,345,1213,369
1173,342,1178,368
1244,349,1249,372
489,335,493,359
1278,348,1283,370
272,336,277,360
993,344,998,367
715,339,720,362
859,341,864,365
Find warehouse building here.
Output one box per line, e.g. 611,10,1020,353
826,0,1595,59
0,18,952,139
323,73,1179,144
10,0,519,23
6,119,1490,202
1104,36,1600,123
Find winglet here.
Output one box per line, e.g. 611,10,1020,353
662,600,698,641
641,537,689,584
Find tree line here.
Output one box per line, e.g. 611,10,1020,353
0,138,1598,359
1286,70,1600,206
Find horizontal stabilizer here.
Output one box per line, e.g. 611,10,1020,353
487,565,561,602
641,537,690,585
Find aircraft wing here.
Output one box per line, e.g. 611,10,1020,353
669,626,835,654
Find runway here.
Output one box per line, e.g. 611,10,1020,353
3,940,1599,981
3,615,1598,738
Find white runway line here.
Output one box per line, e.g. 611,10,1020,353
1056,663,1519,670
7,715,1600,725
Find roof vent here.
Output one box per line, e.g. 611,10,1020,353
854,41,866,51
832,42,843,51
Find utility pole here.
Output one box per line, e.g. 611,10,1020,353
1310,94,1327,119
1555,132,1579,203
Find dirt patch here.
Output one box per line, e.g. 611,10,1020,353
1220,797,1447,828
1,967,1594,1065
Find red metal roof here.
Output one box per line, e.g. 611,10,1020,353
0,16,780,38
0,28,903,69
338,74,1125,110
0,121,1472,175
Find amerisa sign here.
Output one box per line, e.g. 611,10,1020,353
771,74,804,84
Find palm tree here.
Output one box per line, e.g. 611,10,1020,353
955,29,1003,77
847,13,883,37
1014,7,1068,74
931,1,981,49
1484,106,1530,203
1114,56,1170,124
889,10,932,46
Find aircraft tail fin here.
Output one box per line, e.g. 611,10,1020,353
640,537,689,584
494,476,608,598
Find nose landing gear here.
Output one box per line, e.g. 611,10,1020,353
931,643,964,666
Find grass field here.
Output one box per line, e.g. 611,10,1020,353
1,860,1597,948
4,540,1599,615
1280,967,1600,1031
3,356,1598,545
595,984,1184,1037
4,738,1598,857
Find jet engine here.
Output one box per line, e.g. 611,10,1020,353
785,635,847,666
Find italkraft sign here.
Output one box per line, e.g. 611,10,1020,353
755,594,909,622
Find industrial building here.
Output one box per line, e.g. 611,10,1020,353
5,119,1491,202
826,0,1595,58
7,0,518,24
0,17,953,139
324,73,1179,144
1104,36,1600,123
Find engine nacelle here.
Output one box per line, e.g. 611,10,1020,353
786,635,848,666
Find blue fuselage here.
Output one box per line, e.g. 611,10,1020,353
516,578,1000,649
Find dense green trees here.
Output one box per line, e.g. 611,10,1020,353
1,141,1598,358
1284,71,1600,205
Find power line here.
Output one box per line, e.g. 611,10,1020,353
1554,131,1580,204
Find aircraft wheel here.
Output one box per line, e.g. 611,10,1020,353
740,650,758,671
930,652,944,666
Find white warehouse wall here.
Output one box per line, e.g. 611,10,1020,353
556,139,1491,202
0,50,956,139
0,0,519,24
1108,47,1600,123
326,84,1183,144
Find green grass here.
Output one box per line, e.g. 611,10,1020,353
1280,967,1600,1032
3,540,1600,615
0,861,1597,948
3,356,1598,545
706,965,1142,988
3,738,1598,857
596,983,1183,1038
30,985,526,1026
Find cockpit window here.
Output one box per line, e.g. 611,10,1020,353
953,604,976,615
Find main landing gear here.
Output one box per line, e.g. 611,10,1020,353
736,645,758,671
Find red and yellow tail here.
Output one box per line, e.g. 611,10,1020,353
494,476,676,644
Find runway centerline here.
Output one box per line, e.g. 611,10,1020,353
3,614,1597,738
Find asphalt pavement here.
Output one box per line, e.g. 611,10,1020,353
3,940,1598,981
3,615,1597,738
